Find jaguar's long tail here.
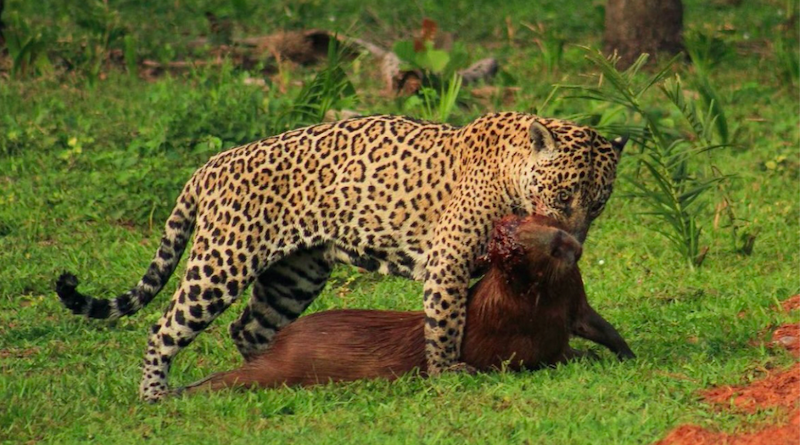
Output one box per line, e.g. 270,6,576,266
55,180,198,320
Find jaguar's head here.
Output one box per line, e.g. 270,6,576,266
516,118,626,243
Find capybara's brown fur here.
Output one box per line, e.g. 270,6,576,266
183,215,634,392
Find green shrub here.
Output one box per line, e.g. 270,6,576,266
561,49,733,269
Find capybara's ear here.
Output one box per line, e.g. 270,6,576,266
549,229,582,266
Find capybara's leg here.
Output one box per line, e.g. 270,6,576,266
573,306,635,360
176,369,257,394
556,347,600,364
173,373,218,395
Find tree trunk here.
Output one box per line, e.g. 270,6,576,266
0,0,5,48
603,0,684,68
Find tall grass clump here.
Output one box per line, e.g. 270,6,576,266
276,40,359,131
73,0,127,83
773,37,799,87
392,19,468,122
561,49,732,269
409,73,463,123
683,30,732,144
522,22,565,75
3,12,54,77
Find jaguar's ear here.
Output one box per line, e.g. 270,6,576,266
611,135,628,153
530,121,557,153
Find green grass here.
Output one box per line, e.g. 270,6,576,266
1,0,798,443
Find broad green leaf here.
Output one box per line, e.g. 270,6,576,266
418,48,450,74
392,40,416,64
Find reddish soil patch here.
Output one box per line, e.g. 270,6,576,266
701,365,799,412
772,323,799,357
656,295,800,445
772,294,799,357
656,416,798,445
780,294,800,312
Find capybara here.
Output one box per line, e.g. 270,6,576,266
182,215,634,392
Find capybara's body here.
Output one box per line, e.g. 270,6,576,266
185,215,634,392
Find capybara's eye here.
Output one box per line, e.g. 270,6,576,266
549,231,565,258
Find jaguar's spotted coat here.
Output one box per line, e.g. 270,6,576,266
56,112,626,401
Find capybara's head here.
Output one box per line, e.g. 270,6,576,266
488,214,582,280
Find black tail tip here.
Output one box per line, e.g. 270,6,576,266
56,272,79,292
56,272,84,312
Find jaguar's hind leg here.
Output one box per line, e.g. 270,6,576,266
229,246,333,361
139,252,258,402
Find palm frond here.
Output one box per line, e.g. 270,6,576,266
558,46,734,268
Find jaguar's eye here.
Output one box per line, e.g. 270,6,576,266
556,190,571,204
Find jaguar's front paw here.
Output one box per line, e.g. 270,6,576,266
139,382,170,403
430,361,478,376
445,361,478,374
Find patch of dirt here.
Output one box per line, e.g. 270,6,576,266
0,346,40,359
657,362,799,445
701,365,799,412
656,416,798,445
655,295,800,445
772,323,799,357
779,294,800,313
772,294,800,357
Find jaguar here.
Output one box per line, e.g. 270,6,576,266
56,112,626,401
